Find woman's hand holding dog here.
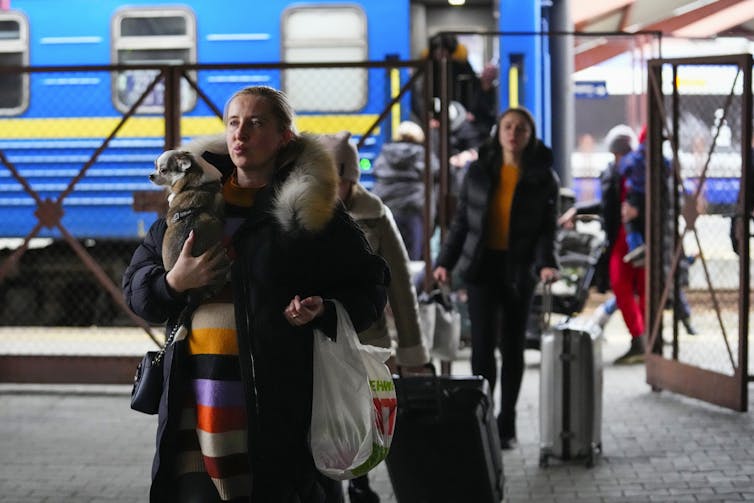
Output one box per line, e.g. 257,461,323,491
166,230,230,294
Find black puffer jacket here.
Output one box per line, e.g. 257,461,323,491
123,135,389,502
436,138,560,286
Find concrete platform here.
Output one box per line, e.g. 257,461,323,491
1,313,753,502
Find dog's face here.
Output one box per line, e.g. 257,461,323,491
149,150,197,188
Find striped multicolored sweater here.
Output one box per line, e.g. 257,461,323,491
174,302,250,501
173,175,265,500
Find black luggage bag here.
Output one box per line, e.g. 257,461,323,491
385,373,504,503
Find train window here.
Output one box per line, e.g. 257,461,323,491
0,12,29,115
281,6,367,112
111,7,197,114
121,16,188,37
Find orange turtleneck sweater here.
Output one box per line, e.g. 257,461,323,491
486,163,520,250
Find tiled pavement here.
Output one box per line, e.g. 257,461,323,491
1,315,753,502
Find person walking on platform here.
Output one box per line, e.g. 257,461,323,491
590,250,699,336
320,130,431,503
433,107,560,449
122,85,389,503
560,124,648,364
372,121,439,261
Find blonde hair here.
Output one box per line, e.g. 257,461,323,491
223,86,298,135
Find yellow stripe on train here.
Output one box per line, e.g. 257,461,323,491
0,115,380,138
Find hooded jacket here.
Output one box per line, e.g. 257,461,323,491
436,137,560,287
344,182,429,366
122,134,389,502
372,141,438,216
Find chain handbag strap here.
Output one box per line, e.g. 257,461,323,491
152,305,191,366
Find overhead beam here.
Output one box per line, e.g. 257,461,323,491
674,0,754,37
644,0,748,33
575,38,634,72
574,0,747,71
572,0,635,25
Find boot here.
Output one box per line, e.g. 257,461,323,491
681,317,698,335
348,475,380,503
613,335,646,365
497,413,517,450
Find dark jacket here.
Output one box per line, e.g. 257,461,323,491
619,142,647,210
436,138,560,287
410,43,480,121
372,140,438,215
123,135,389,503
579,145,670,252
573,157,624,249
594,161,623,250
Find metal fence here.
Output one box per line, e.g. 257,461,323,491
1,36,751,388
0,59,428,381
644,53,752,411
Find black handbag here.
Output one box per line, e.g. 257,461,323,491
130,350,164,415
131,314,186,415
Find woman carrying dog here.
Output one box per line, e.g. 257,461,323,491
123,86,389,502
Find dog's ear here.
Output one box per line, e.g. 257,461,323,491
176,152,194,172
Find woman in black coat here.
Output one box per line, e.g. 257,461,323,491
123,86,389,502
433,107,559,449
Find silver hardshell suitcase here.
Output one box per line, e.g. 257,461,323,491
539,317,603,467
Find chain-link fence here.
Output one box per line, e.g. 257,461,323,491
2,38,751,389
653,58,751,371
645,54,752,411
0,60,425,374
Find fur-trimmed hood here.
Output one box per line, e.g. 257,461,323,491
182,133,338,234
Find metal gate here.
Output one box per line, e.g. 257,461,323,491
645,54,752,411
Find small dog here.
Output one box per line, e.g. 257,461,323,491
149,149,224,295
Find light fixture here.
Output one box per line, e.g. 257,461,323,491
448,0,466,5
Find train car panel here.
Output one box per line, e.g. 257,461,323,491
0,0,413,245
0,0,471,326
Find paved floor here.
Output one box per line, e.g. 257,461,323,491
1,314,753,502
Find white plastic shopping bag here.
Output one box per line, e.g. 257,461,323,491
432,295,461,361
418,287,461,361
310,300,397,480
418,298,436,352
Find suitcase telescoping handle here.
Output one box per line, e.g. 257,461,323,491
395,363,446,415
540,281,553,333
395,362,436,378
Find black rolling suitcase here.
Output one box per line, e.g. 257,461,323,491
385,371,504,503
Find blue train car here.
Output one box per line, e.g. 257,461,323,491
0,0,411,240
3,0,572,326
